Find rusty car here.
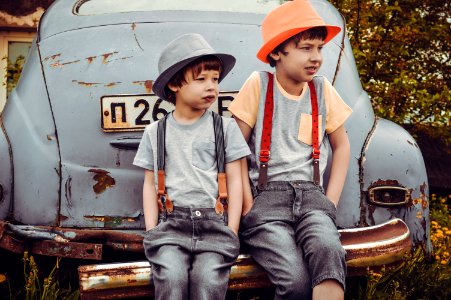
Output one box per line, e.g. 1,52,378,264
0,0,432,298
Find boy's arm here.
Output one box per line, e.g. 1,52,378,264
326,125,350,207
225,159,243,235
143,170,159,230
234,117,254,216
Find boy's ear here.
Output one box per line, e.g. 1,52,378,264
269,51,281,62
167,83,179,93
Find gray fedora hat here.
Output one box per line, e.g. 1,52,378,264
152,33,236,100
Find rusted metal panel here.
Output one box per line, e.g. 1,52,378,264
32,240,103,260
78,255,272,300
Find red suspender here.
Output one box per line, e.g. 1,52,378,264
257,73,274,189
257,73,321,189
308,81,321,186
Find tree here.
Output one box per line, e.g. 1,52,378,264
330,0,450,142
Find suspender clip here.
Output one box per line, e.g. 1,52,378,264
313,158,320,186
312,149,320,160
259,150,271,163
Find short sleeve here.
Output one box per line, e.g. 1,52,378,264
224,118,251,163
133,125,155,170
227,71,261,128
324,78,353,133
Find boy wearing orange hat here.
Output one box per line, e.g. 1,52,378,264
228,0,352,299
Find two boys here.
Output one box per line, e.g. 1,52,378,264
134,0,352,299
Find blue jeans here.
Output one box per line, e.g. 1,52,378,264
240,181,346,300
143,207,240,300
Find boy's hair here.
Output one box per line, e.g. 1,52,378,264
267,26,328,67
164,55,223,104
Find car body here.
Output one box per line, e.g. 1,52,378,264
0,0,431,298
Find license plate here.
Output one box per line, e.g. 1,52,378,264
101,92,237,132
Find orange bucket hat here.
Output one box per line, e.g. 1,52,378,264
257,0,341,63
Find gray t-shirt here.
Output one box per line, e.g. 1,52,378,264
247,72,329,186
133,110,250,208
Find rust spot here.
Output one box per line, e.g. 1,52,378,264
419,182,428,210
86,56,97,63
47,134,52,141
105,82,122,87
144,80,153,93
88,169,115,194
131,23,136,30
72,80,101,87
84,215,138,227
44,53,61,61
132,80,153,93
371,179,400,187
50,59,81,68
102,51,119,64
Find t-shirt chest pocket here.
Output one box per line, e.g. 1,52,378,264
192,140,216,170
297,113,324,146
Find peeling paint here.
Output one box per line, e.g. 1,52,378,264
104,82,122,87
72,80,101,87
132,80,153,93
50,59,81,68
88,169,115,194
131,23,136,30
46,134,52,141
84,215,138,227
44,53,61,61
86,56,97,63
144,80,153,93
102,51,119,64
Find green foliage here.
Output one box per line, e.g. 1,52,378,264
330,0,450,141
2,55,25,98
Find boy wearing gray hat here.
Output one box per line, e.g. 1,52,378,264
133,33,250,299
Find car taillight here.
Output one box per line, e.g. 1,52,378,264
368,186,411,206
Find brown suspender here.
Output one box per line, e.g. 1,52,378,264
157,112,228,215
257,72,321,189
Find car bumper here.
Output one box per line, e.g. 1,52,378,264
0,218,411,299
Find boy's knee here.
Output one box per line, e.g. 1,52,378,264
159,266,188,287
191,266,228,288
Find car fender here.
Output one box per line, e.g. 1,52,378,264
360,117,432,252
1,41,61,225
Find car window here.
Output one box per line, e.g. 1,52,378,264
75,0,282,15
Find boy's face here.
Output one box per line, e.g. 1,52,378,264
169,68,220,111
270,38,324,84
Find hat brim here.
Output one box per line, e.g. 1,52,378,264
256,25,341,63
153,53,236,100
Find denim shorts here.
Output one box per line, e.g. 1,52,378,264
143,206,240,300
240,181,346,300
